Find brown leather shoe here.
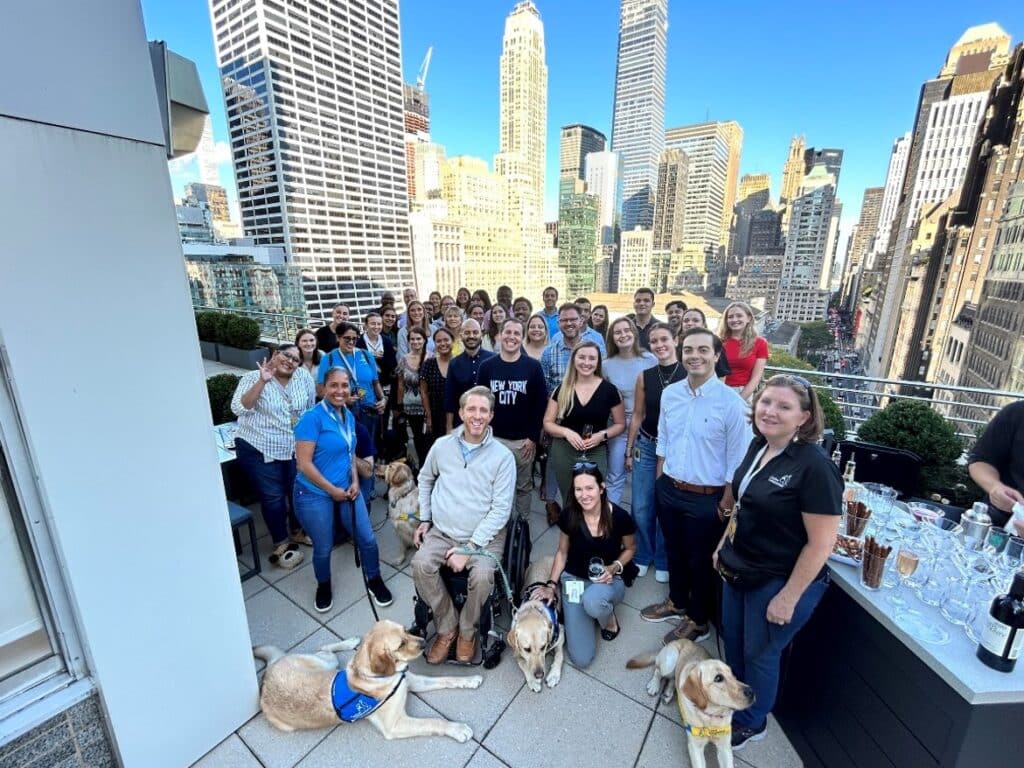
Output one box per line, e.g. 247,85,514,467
426,631,456,665
545,501,561,526
456,633,476,663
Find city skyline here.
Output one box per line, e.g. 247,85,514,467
146,1,1024,247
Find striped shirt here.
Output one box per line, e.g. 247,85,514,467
230,369,316,461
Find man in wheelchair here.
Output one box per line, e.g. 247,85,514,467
412,386,516,664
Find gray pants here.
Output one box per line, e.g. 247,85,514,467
560,572,625,668
496,436,534,521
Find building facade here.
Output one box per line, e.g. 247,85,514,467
558,185,601,295
209,0,415,322
730,172,771,260
618,227,655,294
559,124,606,203
779,134,806,232
185,244,305,316
841,186,884,308
610,0,668,230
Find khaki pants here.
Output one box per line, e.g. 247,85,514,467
496,437,534,521
411,526,506,639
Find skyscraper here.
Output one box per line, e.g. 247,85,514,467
664,120,743,284
585,150,623,290
803,147,844,188
196,116,220,187
651,148,688,291
559,124,606,203
865,23,1011,377
841,186,883,308
557,182,601,295
494,0,549,295
774,164,837,323
779,135,806,233
618,228,655,294
209,0,413,320
610,0,668,231
730,173,771,260
404,82,430,202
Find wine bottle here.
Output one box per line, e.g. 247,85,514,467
843,456,857,483
977,570,1024,673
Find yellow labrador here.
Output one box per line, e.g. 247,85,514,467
507,556,564,692
254,620,481,741
383,462,419,564
627,639,754,768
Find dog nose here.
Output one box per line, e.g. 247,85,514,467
743,685,755,702
533,669,544,680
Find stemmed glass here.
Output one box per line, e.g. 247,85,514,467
887,543,919,607
580,424,594,460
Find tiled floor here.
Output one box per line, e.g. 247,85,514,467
193,478,802,768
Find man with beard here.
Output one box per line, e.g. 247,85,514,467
444,319,495,432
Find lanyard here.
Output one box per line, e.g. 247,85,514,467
736,444,770,504
320,400,354,456
333,350,360,389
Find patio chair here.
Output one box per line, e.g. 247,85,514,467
228,501,261,582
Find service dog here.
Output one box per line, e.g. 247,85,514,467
383,461,419,564
254,620,481,741
627,639,754,768
507,556,564,692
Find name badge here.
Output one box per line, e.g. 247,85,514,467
564,578,585,604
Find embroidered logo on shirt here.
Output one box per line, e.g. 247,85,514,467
768,474,792,488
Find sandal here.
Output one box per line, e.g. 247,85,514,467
289,529,313,547
269,541,304,569
600,613,620,642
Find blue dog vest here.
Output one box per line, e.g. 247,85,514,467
331,669,405,723
544,604,560,645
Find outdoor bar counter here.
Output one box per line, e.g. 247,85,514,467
775,558,1024,767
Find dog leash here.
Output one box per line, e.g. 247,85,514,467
346,500,380,623
450,545,516,610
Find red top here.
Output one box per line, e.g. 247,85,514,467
722,336,769,387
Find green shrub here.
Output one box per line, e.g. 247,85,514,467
195,312,221,342
857,400,963,495
206,374,241,424
221,314,261,350
767,350,846,440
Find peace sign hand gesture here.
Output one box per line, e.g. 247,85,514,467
257,356,276,382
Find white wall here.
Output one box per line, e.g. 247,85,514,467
0,2,258,765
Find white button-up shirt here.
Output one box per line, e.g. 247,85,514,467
656,376,751,486
231,368,315,461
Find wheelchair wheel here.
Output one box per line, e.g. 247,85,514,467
503,516,532,605
410,596,432,637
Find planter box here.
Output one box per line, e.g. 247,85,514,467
217,345,269,370
199,340,219,361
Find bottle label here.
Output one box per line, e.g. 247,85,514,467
981,620,1023,660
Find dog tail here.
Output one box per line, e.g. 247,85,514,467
625,652,657,669
319,638,361,653
253,645,285,666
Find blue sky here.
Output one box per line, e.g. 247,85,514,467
145,0,1024,241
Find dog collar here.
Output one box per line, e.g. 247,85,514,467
396,511,420,522
679,702,731,737
331,669,405,723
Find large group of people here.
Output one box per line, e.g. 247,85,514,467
230,284,837,750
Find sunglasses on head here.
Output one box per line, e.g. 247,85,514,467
572,461,598,474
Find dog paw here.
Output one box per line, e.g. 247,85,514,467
528,679,542,693
545,669,561,688
463,675,483,689
646,680,660,697
448,723,473,743
661,689,675,705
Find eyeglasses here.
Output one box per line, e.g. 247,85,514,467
340,335,358,342
572,461,598,473
280,354,300,364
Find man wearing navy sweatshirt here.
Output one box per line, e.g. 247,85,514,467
477,318,548,522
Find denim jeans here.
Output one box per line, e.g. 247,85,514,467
629,434,667,571
354,408,380,500
721,573,829,729
293,483,381,583
605,416,630,505
656,475,724,625
234,438,298,545
560,573,625,668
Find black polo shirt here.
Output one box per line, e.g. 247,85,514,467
315,324,339,353
626,313,661,351
968,400,1024,527
726,438,842,578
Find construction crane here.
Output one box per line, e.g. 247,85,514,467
415,46,433,91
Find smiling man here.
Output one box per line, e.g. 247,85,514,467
413,386,516,664
640,327,750,645
444,319,495,431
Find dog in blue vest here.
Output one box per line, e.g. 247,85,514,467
254,619,481,741
507,556,565,692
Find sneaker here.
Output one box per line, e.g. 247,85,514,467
367,576,394,607
545,501,561,526
662,617,710,645
268,541,304,569
640,598,686,623
731,722,767,751
655,569,670,583
635,564,650,578
315,581,333,613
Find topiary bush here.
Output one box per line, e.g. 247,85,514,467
767,350,846,440
221,314,261,350
206,373,241,424
856,400,963,495
196,311,221,342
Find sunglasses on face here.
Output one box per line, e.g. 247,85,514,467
340,335,358,342
280,354,300,364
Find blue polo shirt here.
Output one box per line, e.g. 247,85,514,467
294,402,356,495
317,348,379,409
542,309,560,338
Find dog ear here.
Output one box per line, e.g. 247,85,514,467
505,628,518,654
369,639,397,677
682,666,709,711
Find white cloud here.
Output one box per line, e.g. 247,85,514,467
212,140,233,165
167,154,197,176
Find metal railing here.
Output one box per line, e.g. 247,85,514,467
765,365,1021,446
194,304,320,344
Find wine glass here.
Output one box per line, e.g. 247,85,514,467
887,544,919,607
580,424,594,460
588,557,605,582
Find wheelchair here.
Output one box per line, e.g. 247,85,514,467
409,513,532,668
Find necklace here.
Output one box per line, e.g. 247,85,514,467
657,362,680,390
